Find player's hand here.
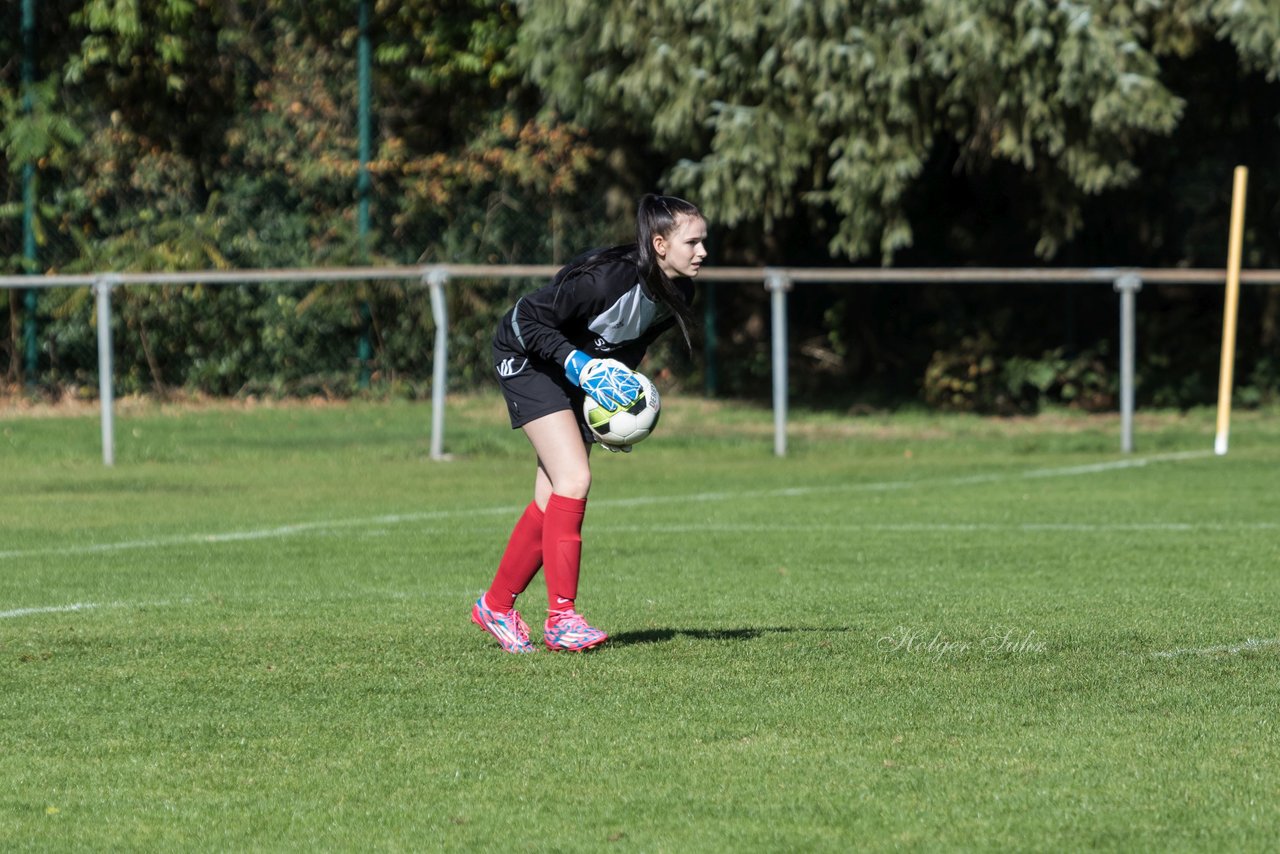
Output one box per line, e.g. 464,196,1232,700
564,350,640,410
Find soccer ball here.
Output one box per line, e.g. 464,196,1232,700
582,371,661,447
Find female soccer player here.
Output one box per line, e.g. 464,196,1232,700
472,194,709,652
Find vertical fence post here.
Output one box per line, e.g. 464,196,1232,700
355,0,373,389
94,276,119,466
23,290,38,385
425,267,450,460
21,0,38,385
356,0,372,238
703,281,718,396
1114,273,1142,454
764,270,792,457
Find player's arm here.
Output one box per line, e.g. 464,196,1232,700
504,268,604,366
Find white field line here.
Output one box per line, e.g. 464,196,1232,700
0,450,1214,562
599,450,1213,507
0,508,517,561
0,602,100,619
0,599,185,621
1151,637,1280,658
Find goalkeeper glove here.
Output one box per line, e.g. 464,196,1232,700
564,350,640,410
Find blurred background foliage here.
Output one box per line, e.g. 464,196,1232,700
2,0,1280,411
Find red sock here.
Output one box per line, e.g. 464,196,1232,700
483,502,544,612
542,493,587,615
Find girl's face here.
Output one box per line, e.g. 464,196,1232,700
653,214,708,279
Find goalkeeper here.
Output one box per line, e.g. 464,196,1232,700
472,194,708,652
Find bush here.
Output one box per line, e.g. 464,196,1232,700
923,333,1115,414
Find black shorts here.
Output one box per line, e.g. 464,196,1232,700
493,343,593,443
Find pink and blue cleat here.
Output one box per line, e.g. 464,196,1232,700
471,597,535,654
543,610,608,652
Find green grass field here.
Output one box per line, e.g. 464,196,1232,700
3,394,1279,851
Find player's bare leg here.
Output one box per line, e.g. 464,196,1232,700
521,410,607,651
521,409,592,508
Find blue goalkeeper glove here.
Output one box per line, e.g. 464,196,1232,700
564,350,641,410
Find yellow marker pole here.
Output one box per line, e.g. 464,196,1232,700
1215,166,1248,456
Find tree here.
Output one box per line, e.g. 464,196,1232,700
3,1,610,394
517,0,1280,266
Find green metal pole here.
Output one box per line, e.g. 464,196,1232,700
703,281,718,396
357,0,371,239
356,0,373,388
21,0,38,385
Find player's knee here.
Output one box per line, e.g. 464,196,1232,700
554,469,592,499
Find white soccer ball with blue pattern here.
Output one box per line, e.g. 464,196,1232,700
582,366,661,447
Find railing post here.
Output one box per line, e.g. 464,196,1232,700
93,275,120,466
424,266,450,460
21,0,38,385
1114,273,1142,454
764,269,792,457
703,281,718,397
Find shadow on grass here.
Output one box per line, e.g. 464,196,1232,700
608,626,852,647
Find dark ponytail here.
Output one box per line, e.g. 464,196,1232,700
635,194,700,351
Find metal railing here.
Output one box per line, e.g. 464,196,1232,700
5,265,1279,464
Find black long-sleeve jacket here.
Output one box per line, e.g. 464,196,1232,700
493,256,693,371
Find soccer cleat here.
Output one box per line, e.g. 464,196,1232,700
543,610,608,652
471,597,535,653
